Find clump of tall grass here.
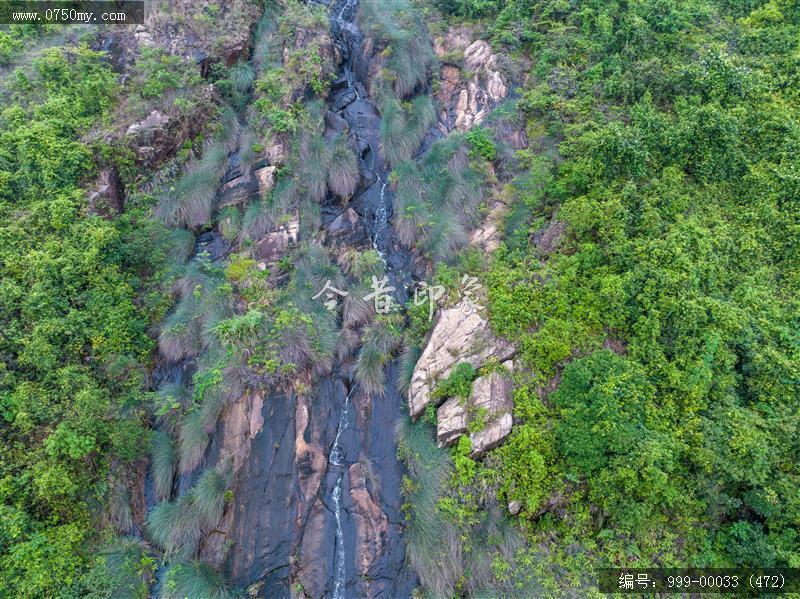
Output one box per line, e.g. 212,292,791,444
395,418,461,596
298,130,360,202
158,141,228,229
95,537,155,599
179,409,208,475
146,494,202,559
230,61,255,94
327,136,360,200
159,262,233,364
151,429,176,501
379,94,435,167
217,205,241,242
392,133,486,259
159,561,235,599
355,318,402,397
359,0,435,99
108,484,134,534
397,343,421,394
191,467,229,528
299,133,331,202
147,465,231,561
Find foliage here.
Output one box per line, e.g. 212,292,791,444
469,0,800,585
431,362,475,401
392,132,488,259
159,561,235,599
0,45,167,596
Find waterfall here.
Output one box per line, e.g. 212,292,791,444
329,385,353,598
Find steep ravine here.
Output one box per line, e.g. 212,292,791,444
223,0,423,596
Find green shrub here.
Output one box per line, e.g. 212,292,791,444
432,362,475,401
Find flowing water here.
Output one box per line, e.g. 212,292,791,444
328,385,353,599
223,0,424,595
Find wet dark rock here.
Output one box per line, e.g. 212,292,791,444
218,172,259,207
325,110,349,135
349,462,389,577
325,207,368,248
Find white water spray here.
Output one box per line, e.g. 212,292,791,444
329,386,354,599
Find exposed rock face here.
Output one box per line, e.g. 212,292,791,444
532,218,566,255
256,219,300,263
199,392,265,568
125,95,215,166
408,303,515,419
435,36,509,133
348,462,389,577
325,207,368,248
218,172,259,208
295,397,327,504
470,191,512,253
254,165,276,195
436,370,513,449
87,167,124,217
469,412,513,457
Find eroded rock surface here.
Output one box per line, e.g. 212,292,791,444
436,369,513,449
435,36,509,133
348,462,389,576
409,303,515,419
256,219,300,263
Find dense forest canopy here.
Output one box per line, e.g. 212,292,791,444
0,0,798,596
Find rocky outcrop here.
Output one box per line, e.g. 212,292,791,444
470,190,512,253
256,219,300,263
434,36,509,133
87,167,124,217
532,218,566,255
325,207,368,248
125,94,215,166
436,368,514,450
469,411,513,457
349,462,389,576
408,303,515,419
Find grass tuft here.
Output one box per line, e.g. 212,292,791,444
191,467,229,528
160,561,235,599
379,94,435,168
178,409,208,475
327,137,360,200
151,429,176,501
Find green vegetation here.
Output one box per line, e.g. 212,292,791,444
360,0,436,99
392,132,491,258
398,0,800,593
0,44,170,597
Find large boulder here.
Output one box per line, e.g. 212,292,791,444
408,303,515,419
469,412,513,458
325,207,368,247
436,37,509,133
436,369,513,448
256,219,300,263
87,167,124,217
